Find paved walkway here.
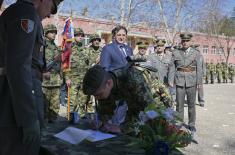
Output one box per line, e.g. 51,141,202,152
181,84,235,155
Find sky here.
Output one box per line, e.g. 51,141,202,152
3,0,235,18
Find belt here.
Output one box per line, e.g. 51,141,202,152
0,67,6,76
177,67,195,72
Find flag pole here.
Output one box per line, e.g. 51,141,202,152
67,86,71,121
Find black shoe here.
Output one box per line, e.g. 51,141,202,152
199,103,204,107
188,126,196,133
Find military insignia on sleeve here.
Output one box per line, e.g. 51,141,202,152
21,19,34,33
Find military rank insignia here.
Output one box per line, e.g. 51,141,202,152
21,19,34,33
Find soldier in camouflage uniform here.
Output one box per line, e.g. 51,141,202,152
210,62,216,84
228,64,235,83
222,62,228,83
64,28,91,116
82,65,172,133
88,33,102,65
216,62,223,83
42,24,63,123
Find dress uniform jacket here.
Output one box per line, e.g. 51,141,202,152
148,52,172,84
0,0,45,128
168,47,203,87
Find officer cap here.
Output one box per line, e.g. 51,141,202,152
89,34,101,43
51,0,63,15
180,33,193,42
155,39,166,47
44,24,57,35
74,28,85,37
136,41,149,48
83,65,107,95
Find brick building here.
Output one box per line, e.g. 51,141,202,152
1,5,235,64
42,13,235,64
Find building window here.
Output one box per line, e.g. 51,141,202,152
211,46,216,54
202,45,209,54
217,47,224,54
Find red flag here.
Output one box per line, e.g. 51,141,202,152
61,16,74,71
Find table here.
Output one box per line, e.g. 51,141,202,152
41,119,145,155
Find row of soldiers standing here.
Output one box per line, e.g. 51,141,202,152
205,62,235,84
42,24,102,124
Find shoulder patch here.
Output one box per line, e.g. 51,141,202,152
21,19,34,33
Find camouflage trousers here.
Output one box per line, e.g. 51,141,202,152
68,82,94,117
217,72,223,83
222,72,228,83
43,86,60,122
205,73,210,84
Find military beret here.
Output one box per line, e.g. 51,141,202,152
89,34,101,43
136,41,149,48
44,24,57,34
83,65,107,95
180,33,193,41
51,0,63,15
155,39,166,47
74,28,85,37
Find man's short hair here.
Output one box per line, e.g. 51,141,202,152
111,25,128,38
83,65,109,95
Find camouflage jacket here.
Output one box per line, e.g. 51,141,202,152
228,65,235,75
209,63,216,73
216,63,223,73
42,38,62,87
98,65,172,124
63,42,90,82
87,46,102,66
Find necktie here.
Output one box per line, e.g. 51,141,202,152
120,46,127,57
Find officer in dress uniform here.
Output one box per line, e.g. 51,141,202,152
168,33,203,135
148,39,172,84
0,0,63,154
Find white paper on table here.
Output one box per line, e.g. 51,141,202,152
54,127,92,144
85,129,116,142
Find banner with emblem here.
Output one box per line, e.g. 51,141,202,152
61,15,74,72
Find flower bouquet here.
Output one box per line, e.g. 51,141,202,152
129,103,192,154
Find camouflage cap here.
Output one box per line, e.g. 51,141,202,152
51,0,63,15
136,41,149,48
83,65,107,95
180,33,193,42
89,34,101,43
44,24,57,34
74,28,85,37
155,39,166,47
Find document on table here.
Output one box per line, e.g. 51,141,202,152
54,127,116,144
54,127,92,144
86,129,116,142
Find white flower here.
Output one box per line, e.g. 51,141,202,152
145,110,159,119
134,126,140,135
162,108,174,121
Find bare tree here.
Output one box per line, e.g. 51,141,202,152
155,0,188,44
197,0,234,64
